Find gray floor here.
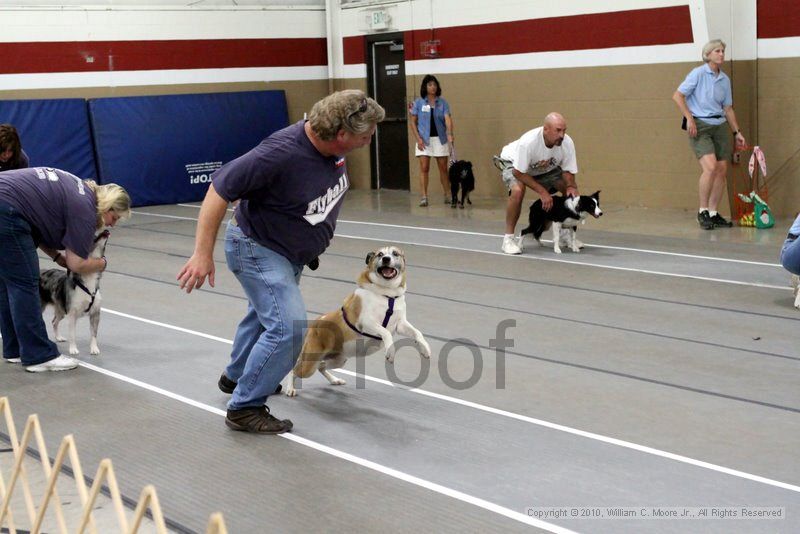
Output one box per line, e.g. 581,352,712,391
2,190,798,533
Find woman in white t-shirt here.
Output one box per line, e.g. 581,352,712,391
409,75,454,207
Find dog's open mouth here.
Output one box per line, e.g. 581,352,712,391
378,266,398,279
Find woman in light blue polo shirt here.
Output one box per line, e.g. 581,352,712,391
409,74,454,206
673,39,746,230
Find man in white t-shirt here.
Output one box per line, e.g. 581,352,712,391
494,112,579,254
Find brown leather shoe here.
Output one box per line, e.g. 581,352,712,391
225,406,293,434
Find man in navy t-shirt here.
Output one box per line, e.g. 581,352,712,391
178,90,385,434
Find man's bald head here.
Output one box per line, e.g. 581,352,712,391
542,112,567,147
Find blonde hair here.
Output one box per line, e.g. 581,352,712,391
702,39,726,62
308,90,385,141
85,181,132,228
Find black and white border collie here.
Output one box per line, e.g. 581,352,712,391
520,191,602,253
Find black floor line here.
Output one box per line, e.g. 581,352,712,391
110,224,800,322
56,267,800,414
416,335,800,414
85,260,797,365
0,432,198,534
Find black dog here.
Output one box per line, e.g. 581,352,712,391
449,160,475,208
520,191,602,253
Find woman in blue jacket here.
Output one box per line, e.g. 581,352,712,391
409,75,454,206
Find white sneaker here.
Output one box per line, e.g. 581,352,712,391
4,357,21,364
501,235,522,255
25,355,78,373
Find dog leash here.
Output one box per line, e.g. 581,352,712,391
341,297,395,340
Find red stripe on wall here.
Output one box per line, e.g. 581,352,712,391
343,35,366,65
343,6,693,65
757,0,800,38
0,38,327,75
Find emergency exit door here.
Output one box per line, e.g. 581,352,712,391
368,35,409,190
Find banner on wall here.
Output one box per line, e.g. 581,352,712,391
0,99,97,180
88,90,289,206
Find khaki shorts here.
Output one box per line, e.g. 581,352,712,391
415,136,451,157
497,157,564,193
690,119,732,160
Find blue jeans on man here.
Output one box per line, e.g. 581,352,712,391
0,202,60,365
223,222,307,410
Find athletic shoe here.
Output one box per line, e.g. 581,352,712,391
501,235,522,254
418,197,428,207
25,355,78,373
4,357,21,364
711,213,733,227
697,210,714,230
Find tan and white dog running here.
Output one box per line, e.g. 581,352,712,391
285,245,431,397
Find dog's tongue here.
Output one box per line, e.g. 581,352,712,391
379,267,397,279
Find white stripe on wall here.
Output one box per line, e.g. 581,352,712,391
758,36,800,59
0,66,330,90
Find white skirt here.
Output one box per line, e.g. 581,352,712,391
415,136,450,157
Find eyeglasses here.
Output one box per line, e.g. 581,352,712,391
346,97,368,126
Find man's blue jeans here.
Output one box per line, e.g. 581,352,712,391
0,201,59,365
223,222,307,410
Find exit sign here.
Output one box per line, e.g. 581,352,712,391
370,9,390,30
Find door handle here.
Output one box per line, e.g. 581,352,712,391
381,117,407,123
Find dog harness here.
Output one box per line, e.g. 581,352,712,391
341,297,395,340
69,230,110,313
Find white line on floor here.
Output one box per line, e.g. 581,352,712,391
102,307,800,495
333,234,790,291
167,205,783,267
130,211,204,222
131,210,789,290
77,360,570,532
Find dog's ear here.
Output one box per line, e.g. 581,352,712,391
593,190,601,199
365,252,375,265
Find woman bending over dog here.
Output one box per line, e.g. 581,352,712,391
0,167,130,372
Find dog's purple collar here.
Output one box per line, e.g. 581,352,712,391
341,296,395,340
